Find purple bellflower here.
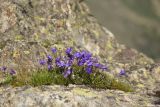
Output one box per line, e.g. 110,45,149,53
93,63,101,68
86,66,92,74
47,55,53,64
10,69,16,75
119,69,126,76
78,58,86,66
47,55,52,61
66,47,74,60
84,52,92,60
56,60,66,68
66,47,72,55
51,48,57,53
74,52,82,58
63,68,72,78
39,59,46,65
48,64,53,71
86,60,93,66
100,65,108,70
65,60,73,67
1,66,7,72
55,57,61,63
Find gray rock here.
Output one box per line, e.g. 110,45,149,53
0,85,159,107
0,0,160,107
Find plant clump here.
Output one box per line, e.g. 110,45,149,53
0,47,133,92
0,66,16,85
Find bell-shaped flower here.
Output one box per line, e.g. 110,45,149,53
51,48,57,53
10,69,16,75
63,68,72,78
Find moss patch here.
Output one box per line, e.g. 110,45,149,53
1,67,133,92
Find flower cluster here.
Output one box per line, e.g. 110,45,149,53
0,66,16,76
39,47,108,78
0,47,132,92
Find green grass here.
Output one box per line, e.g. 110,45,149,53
30,71,54,86
0,75,13,85
71,70,133,92
30,69,70,86
1,67,133,92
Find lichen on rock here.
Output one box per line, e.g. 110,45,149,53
0,0,160,106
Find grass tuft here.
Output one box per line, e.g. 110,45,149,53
2,67,133,92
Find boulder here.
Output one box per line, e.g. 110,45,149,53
0,0,159,106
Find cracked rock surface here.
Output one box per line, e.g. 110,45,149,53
0,0,160,106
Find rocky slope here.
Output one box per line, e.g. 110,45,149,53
0,0,160,106
86,0,160,60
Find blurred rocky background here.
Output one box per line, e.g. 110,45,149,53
86,0,160,61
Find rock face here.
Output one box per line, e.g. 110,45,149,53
0,0,160,107
0,85,159,107
0,0,117,71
